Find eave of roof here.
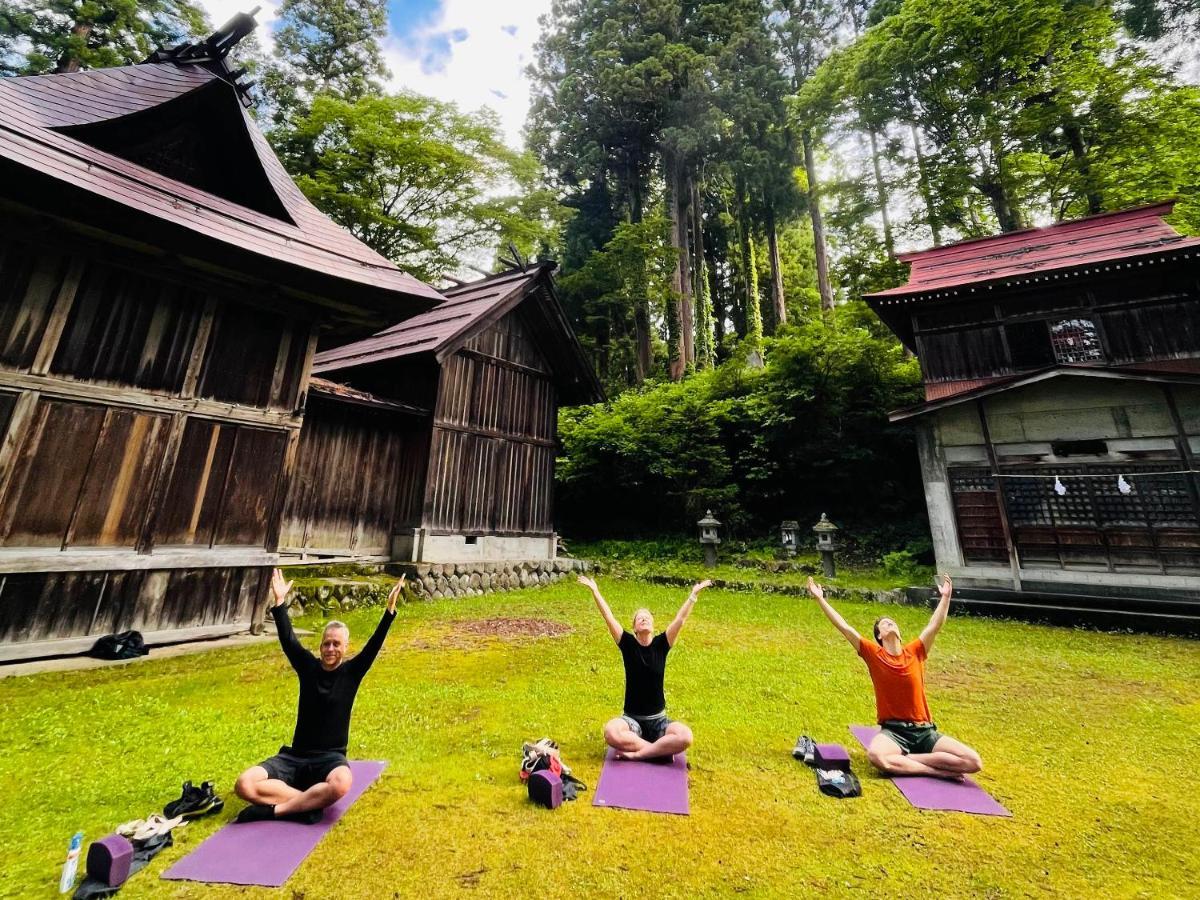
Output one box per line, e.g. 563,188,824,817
0,64,443,309
866,202,1200,305
889,365,1200,422
307,376,429,416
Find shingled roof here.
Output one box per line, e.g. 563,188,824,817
866,202,1200,304
314,263,604,405
0,60,443,314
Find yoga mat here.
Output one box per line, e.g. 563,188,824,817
592,749,689,815
161,760,387,886
850,726,1010,817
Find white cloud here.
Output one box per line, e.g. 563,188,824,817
381,0,551,149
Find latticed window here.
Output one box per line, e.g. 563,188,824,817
1050,318,1103,364
950,464,1200,573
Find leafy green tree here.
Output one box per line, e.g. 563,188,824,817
275,93,549,283
0,0,207,75
259,0,389,119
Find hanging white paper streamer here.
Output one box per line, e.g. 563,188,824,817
1054,476,1067,496
1117,474,1132,495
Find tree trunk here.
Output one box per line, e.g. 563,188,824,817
910,124,942,247
986,135,1023,233
666,151,693,379
708,247,725,355
743,231,763,348
55,21,93,73
766,205,787,331
1063,120,1102,216
628,171,652,382
690,177,713,369
802,129,835,312
868,129,895,257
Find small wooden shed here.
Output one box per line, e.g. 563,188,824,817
285,264,603,563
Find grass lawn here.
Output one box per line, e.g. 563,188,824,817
2,579,1198,898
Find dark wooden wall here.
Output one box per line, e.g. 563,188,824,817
280,396,425,557
0,227,318,645
0,566,267,644
911,267,1200,384
422,308,558,537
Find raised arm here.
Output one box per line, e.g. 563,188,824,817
578,574,622,644
268,568,313,671
807,577,862,650
666,580,711,646
919,573,953,654
346,576,405,677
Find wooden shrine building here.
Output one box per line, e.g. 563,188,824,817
866,203,1200,628
0,14,443,659
284,264,603,564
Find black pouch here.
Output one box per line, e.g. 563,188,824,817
89,631,149,660
816,768,862,799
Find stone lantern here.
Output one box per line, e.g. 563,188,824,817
697,510,721,568
780,520,799,558
813,513,839,578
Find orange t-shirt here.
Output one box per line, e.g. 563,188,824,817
857,638,932,724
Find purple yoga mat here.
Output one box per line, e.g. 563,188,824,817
850,726,1010,817
592,749,689,815
161,760,387,886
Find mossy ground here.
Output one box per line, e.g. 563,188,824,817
2,578,1197,898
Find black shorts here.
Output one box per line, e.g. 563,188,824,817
258,746,349,790
879,721,943,756
621,712,673,743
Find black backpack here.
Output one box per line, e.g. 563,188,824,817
816,768,862,799
89,631,149,660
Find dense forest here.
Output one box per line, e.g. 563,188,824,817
2,0,1198,541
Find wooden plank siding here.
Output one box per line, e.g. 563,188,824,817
0,234,315,568
279,397,422,556
422,309,559,537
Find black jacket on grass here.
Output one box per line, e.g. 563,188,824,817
271,604,395,755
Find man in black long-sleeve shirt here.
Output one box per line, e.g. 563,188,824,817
233,569,404,823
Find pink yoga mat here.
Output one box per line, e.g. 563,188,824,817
161,760,387,886
850,726,1010,817
592,748,689,815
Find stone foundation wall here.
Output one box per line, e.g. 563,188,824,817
399,558,590,600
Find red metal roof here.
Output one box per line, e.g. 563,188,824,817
866,203,1200,301
0,63,443,306
314,266,545,372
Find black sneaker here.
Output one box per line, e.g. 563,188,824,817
165,780,224,819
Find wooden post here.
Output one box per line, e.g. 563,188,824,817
976,399,1022,590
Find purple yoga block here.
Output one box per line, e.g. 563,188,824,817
86,833,134,887
528,770,563,809
814,743,852,772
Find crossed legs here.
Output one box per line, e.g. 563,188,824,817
603,717,693,761
234,764,352,817
867,732,982,780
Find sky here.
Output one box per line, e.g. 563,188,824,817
197,0,553,148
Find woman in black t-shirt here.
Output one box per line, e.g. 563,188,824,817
579,574,711,761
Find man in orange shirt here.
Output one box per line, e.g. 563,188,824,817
807,574,982,780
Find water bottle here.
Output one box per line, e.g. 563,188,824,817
58,832,83,894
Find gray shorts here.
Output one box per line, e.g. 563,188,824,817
621,712,673,743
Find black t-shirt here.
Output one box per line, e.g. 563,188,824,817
271,605,396,754
619,630,670,716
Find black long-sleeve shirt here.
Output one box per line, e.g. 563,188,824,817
271,604,396,754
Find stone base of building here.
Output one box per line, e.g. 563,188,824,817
393,557,587,600
392,530,558,564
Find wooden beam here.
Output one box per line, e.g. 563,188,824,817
0,370,302,429
30,257,85,375
181,296,218,399
431,421,556,449
457,347,551,379
0,622,253,664
976,399,1022,591
0,546,278,574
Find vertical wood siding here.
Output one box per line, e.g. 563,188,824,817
280,399,423,555
423,309,559,536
